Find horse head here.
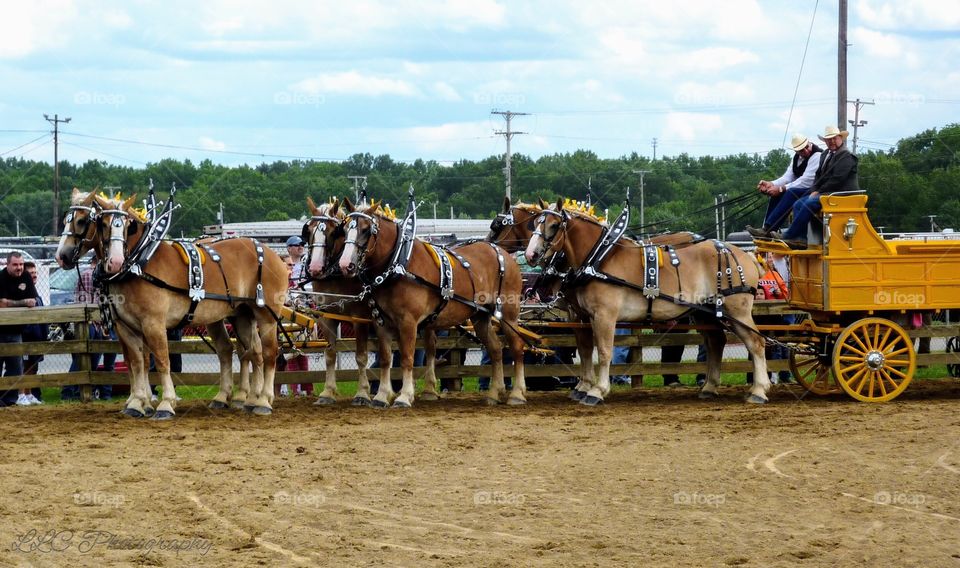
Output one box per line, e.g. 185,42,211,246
304,196,346,277
56,188,101,269
96,193,141,274
525,198,569,266
338,199,387,278
486,196,543,253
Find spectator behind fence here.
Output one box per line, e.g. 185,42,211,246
277,253,312,397
62,258,115,401
0,252,38,406
18,261,46,405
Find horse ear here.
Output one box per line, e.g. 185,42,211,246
537,197,548,209
502,195,511,213
555,197,564,211
79,188,95,205
306,196,317,213
343,197,356,213
121,194,138,211
330,198,340,215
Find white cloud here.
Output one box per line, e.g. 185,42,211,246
856,0,960,31
199,137,226,151
432,81,462,102
850,27,905,58
292,71,419,97
662,113,724,142
0,0,76,58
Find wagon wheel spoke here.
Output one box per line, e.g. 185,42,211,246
885,358,910,366
884,346,911,358
879,368,901,393
886,366,909,379
834,318,916,403
839,343,867,357
850,330,871,354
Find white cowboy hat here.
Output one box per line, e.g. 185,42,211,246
790,133,810,151
817,125,849,141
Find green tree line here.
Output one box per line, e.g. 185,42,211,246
1,124,957,238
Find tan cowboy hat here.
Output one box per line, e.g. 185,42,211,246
790,133,810,151
817,125,849,141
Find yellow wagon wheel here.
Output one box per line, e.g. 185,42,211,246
832,318,916,402
789,346,841,395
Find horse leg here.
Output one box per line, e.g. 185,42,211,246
420,329,440,401
475,316,506,405
315,318,339,405
734,320,770,404
115,323,151,418
582,314,617,406
372,329,395,408
571,326,595,401
699,329,726,399
504,322,528,406
392,319,419,408
249,317,278,415
352,324,372,406
141,325,177,420
206,321,235,409
229,315,257,408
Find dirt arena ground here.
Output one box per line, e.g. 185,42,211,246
2,380,960,567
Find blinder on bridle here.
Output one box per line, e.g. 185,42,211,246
61,204,102,265
303,214,346,274
342,211,380,271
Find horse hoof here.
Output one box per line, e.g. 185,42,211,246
230,400,245,410
392,400,411,409
121,408,145,419
698,391,719,400
570,390,586,401
351,397,371,407
208,400,229,410
251,406,273,416
746,394,768,404
243,405,256,413
507,397,527,406
313,396,337,406
580,395,603,407
484,397,501,406
142,406,155,417
419,392,439,401
371,399,389,409
151,410,175,420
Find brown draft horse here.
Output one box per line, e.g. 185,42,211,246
302,197,376,405
55,189,288,418
524,198,769,405
336,200,527,407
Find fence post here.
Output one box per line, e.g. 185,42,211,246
77,319,93,402
629,328,643,388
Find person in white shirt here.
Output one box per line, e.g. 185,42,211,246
746,133,823,238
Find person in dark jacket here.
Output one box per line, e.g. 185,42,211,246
773,125,860,248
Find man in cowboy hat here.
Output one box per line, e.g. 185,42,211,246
746,133,823,238
772,125,859,248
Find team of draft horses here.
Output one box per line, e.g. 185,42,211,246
54,188,769,420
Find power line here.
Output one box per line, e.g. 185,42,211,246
0,133,52,157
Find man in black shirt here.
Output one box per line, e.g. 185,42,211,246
0,252,38,406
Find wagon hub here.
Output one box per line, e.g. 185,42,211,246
865,350,885,370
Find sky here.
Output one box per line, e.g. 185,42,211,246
1,0,958,169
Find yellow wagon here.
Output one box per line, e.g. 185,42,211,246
756,192,960,402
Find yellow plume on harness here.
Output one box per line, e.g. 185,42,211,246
173,242,207,266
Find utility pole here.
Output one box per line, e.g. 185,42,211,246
493,110,528,200
838,0,848,128
347,175,367,203
928,215,939,232
847,98,874,154
651,137,658,161
102,185,121,198
44,113,71,236
633,169,650,229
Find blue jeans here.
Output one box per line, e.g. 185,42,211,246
0,333,23,406
764,187,811,230
611,328,631,384
782,194,823,240
370,349,425,394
